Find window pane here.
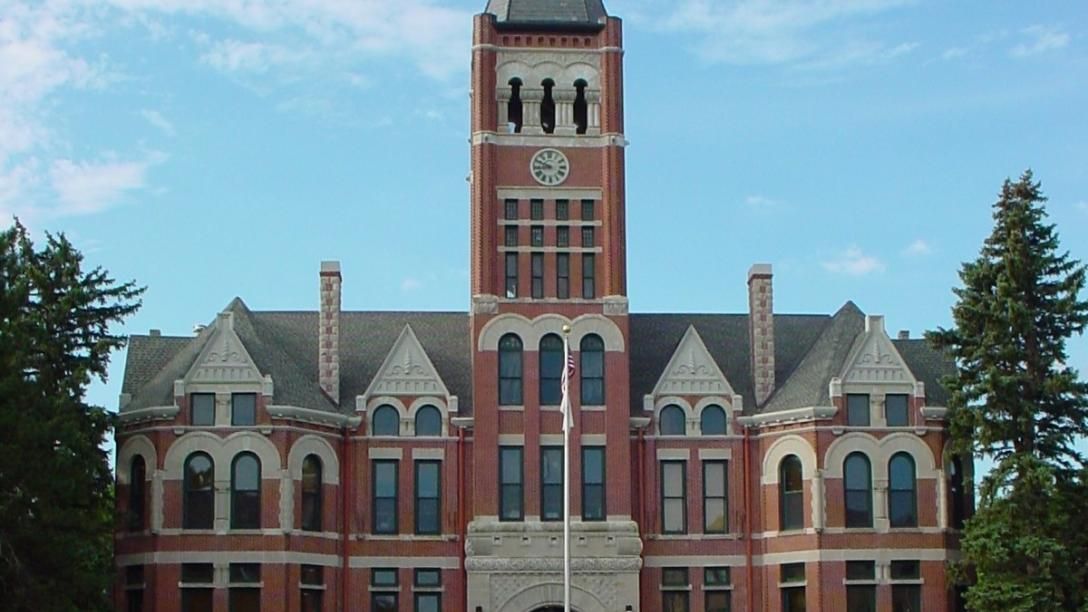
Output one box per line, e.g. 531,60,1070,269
581,226,594,247
128,457,146,531
372,568,398,586
704,567,730,586
504,199,518,220
847,586,876,612
704,499,726,532
416,593,441,612
892,585,921,612
662,567,688,586
373,461,398,534
582,253,595,298
301,565,323,585
372,405,400,436
530,199,543,220
500,448,522,483
846,394,870,426
127,590,144,612
701,405,727,435
182,563,214,583
889,454,917,528
781,563,805,583
660,405,685,435
184,454,214,529
846,561,875,581
782,587,806,612
886,394,909,426
557,226,569,247
581,199,594,220
705,591,730,612
580,335,604,405
890,560,920,580
704,462,725,497
301,591,322,612
505,253,518,298
414,568,441,587
844,454,872,528
582,447,605,520
230,563,261,583
191,393,215,426
663,463,684,496
539,335,563,405
555,199,569,220
783,492,803,530
415,406,442,436
181,589,213,612
500,447,522,520
663,499,685,532
416,461,439,496
375,461,397,496
415,461,440,535
372,593,398,612
501,486,522,520
663,592,689,612
126,565,145,586
232,393,256,426
498,335,522,405
505,226,518,247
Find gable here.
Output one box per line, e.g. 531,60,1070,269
652,325,735,396
841,315,917,385
185,312,264,384
363,325,451,399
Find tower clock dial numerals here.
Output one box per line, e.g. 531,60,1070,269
530,149,570,186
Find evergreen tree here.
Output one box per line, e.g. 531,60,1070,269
0,220,143,611
929,171,1088,611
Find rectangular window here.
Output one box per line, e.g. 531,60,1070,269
581,199,595,220
845,561,876,612
504,199,518,220
229,563,261,612
846,394,870,426
181,589,213,612
530,199,544,220
300,565,323,612
499,447,523,521
372,593,398,612
781,563,806,612
541,446,563,521
190,393,214,426
371,568,399,612
372,568,398,587
582,447,605,521
414,569,441,612
125,566,145,612
373,460,398,534
179,565,214,612
531,225,544,247
531,253,544,299
504,225,518,247
581,226,595,247
505,253,518,298
181,563,214,584
556,253,570,299
703,460,728,533
557,226,570,247
661,461,687,534
231,393,256,426
890,560,920,580
415,460,440,535
582,253,595,299
555,199,569,220
662,568,689,612
886,394,909,426
704,567,731,612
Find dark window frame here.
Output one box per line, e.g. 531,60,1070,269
530,198,544,220
846,393,870,426
505,252,518,298
885,393,909,426
581,446,605,521
779,455,804,531
190,392,215,426
231,392,257,426
556,252,570,298
183,452,214,530
844,452,873,528
301,454,322,532
504,198,518,220
531,225,544,247
231,452,262,530
128,455,146,532
659,404,686,435
541,445,563,522
555,199,569,220
504,225,518,247
579,334,604,405
539,334,563,405
581,225,595,247
557,226,570,248
889,453,918,528
661,460,687,534
499,446,524,521
582,253,595,299
414,460,441,535
414,405,442,437
703,459,728,534
498,334,523,406
371,404,400,436
531,252,544,298
372,459,399,534
581,199,595,220
700,404,728,435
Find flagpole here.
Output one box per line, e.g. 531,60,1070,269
561,324,572,612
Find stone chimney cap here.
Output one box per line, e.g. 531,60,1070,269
320,260,341,275
865,315,885,334
149,329,161,337
898,330,910,340
748,263,773,281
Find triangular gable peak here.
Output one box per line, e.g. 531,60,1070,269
184,311,264,384
363,324,451,400
840,315,917,385
652,325,736,397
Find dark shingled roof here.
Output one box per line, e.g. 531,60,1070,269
121,300,953,418
485,0,608,29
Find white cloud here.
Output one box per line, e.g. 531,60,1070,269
201,39,309,74
1011,25,1069,58
744,194,778,208
657,0,914,68
822,246,885,276
903,239,932,256
1076,201,1088,214
49,152,166,217
140,109,176,137
941,46,967,60
401,277,423,292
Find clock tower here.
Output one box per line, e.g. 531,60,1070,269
466,1,641,611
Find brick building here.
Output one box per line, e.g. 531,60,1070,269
114,1,971,611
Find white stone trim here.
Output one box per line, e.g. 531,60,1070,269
643,556,747,567
497,187,602,201
738,406,837,428
656,448,690,461
698,448,732,460
118,405,180,425
540,434,564,445
412,448,445,460
116,551,341,567
756,548,953,565
163,431,282,481
498,434,525,445
760,435,818,485
477,313,624,352
349,556,459,569
287,435,340,485
408,397,449,437
368,448,403,460
366,399,407,437
580,434,606,445
471,133,627,148
694,397,738,436
117,435,157,485
266,404,360,428
822,432,938,480
654,396,694,436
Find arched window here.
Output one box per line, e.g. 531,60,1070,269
372,405,400,436
539,334,563,406
948,455,966,529
779,455,804,530
573,79,588,134
301,455,322,532
231,453,261,529
507,78,523,133
541,79,556,134
889,453,917,527
580,334,604,405
183,452,214,529
700,404,727,435
844,452,873,528
659,405,686,435
498,334,523,405
128,455,146,531
415,405,442,436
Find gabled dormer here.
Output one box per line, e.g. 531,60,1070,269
360,324,458,413
643,326,743,435
831,315,925,428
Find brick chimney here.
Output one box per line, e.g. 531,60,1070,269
748,264,775,407
319,261,341,404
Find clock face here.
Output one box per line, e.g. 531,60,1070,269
530,149,570,186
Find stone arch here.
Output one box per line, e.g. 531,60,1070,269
117,435,157,484
569,314,624,352
366,396,408,436
761,434,818,484
163,431,224,481
164,431,281,481
879,432,939,479
479,314,534,351
823,432,881,479
408,396,448,436
499,582,606,612
478,313,624,352
287,435,340,485
654,396,693,436
694,396,734,435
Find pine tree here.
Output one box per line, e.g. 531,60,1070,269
0,220,143,611
929,171,1088,611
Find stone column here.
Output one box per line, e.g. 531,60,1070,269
588,91,602,133
812,469,826,531
874,478,889,531
319,261,341,405
521,89,544,135
554,89,577,135
215,479,231,533
279,469,294,532
151,470,165,533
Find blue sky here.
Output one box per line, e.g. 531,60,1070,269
1,0,1085,446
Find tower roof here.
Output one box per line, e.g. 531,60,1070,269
484,0,608,30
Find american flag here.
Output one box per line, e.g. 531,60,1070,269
560,338,576,432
